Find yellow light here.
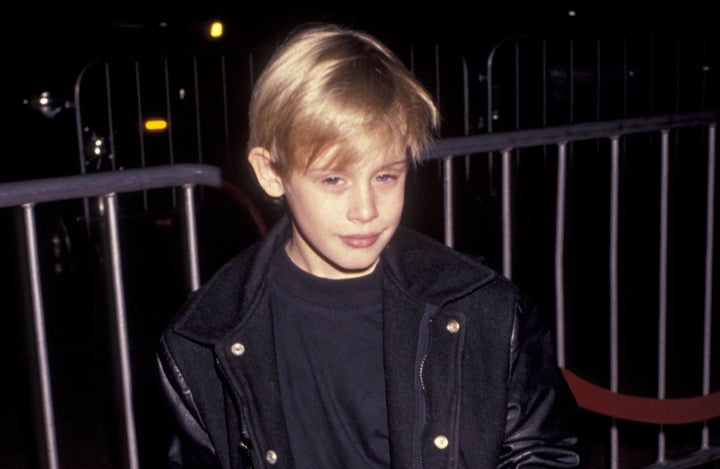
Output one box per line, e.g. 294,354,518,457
209,21,223,38
145,119,168,131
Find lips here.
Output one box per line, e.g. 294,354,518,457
339,233,380,248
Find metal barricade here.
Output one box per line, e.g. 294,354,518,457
427,110,720,468
2,111,718,468
1,164,223,469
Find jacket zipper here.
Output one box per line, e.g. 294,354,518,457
215,357,260,468
415,307,436,469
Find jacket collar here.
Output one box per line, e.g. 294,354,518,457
171,215,496,345
381,225,497,305
170,216,291,345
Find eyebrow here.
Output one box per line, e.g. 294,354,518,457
369,159,409,172
309,159,407,173
382,159,408,168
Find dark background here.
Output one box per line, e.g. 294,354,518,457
4,1,714,182
2,3,718,468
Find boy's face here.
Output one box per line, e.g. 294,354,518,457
281,151,407,279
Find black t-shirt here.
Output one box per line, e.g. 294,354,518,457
268,248,390,468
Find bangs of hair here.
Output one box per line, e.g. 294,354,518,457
248,24,438,176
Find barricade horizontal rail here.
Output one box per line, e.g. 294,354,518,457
428,111,720,158
0,163,223,207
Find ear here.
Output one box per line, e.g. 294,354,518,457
248,146,285,198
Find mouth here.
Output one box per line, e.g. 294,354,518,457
339,233,381,248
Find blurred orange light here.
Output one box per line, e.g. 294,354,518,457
210,21,223,38
145,119,168,131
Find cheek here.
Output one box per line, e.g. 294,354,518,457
287,192,335,225
382,188,405,219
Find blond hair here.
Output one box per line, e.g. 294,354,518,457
248,23,439,177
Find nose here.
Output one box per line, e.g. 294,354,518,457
347,184,378,223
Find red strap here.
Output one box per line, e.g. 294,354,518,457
560,367,720,424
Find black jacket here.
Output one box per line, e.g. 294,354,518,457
157,216,586,468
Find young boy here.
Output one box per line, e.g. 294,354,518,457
157,23,586,468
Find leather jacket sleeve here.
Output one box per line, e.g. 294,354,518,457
157,337,223,469
498,296,588,468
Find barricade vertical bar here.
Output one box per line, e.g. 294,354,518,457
106,62,118,172
502,149,512,279
22,203,59,469
105,193,139,469
610,136,620,394
568,39,575,124
514,41,520,129
221,55,232,166
658,129,670,463
183,184,201,291
702,124,716,449
609,136,620,469
133,60,149,211
443,157,454,248
554,142,568,366
543,40,550,124
193,56,205,165
163,58,176,167
163,58,179,208
462,57,471,179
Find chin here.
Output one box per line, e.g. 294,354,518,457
338,261,378,275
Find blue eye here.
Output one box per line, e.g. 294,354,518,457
376,174,396,182
323,176,342,185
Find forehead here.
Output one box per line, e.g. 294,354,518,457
307,146,408,172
